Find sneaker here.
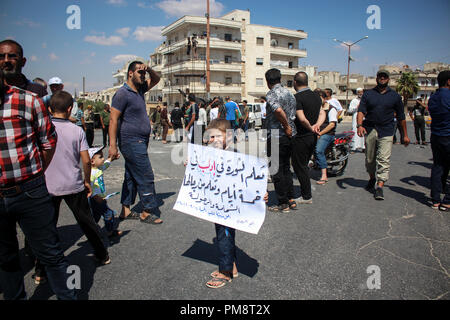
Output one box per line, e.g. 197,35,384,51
365,178,376,191
374,187,384,200
297,198,313,204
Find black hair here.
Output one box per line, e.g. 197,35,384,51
174,101,180,108
260,96,266,101
294,71,308,86
437,70,450,88
188,93,196,102
325,88,333,96
127,60,143,78
265,68,281,86
0,39,23,58
50,91,74,114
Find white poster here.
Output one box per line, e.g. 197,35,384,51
174,143,268,234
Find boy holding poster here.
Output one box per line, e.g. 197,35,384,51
203,119,239,288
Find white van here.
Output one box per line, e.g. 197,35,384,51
238,103,262,129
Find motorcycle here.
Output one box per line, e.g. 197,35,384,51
309,131,355,177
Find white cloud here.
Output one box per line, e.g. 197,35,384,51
14,18,40,28
107,0,127,6
137,1,152,8
116,27,131,37
49,53,59,61
84,34,125,46
156,0,224,17
110,54,139,64
31,55,38,61
133,26,164,42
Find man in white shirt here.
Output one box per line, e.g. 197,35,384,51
325,88,343,121
348,88,365,152
43,77,79,123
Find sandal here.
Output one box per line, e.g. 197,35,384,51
119,210,140,221
316,179,329,185
107,230,123,238
140,213,163,224
211,270,238,279
206,276,232,289
288,200,297,210
439,204,449,212
32,273,47,285
268,204,290,212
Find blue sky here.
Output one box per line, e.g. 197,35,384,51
1,0,449,95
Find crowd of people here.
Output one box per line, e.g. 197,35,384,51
0,38,449,299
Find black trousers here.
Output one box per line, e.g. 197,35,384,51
102,124,109,146
430,134,450,205
85,123,94,147
414,117,426,143
267,136,294,205
291,134,317,200
34,190,108,278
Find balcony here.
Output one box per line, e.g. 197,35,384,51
161,16,241,36
196,38,242,51
163,84,241,95
270,46,307,58
161,60,242,75
270,28,307,39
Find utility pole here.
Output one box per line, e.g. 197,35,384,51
333,36,368,111
206,0,211,100
82,76,85,98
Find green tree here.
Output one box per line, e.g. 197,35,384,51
396,72,419,108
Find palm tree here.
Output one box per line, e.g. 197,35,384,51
396,72,419,108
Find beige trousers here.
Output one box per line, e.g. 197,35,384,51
365,129,393,182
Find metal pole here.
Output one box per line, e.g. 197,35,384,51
206,0,211,99
346,45,350,111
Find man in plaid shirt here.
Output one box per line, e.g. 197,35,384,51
0,69,76,300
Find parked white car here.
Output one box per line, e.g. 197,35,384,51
239,103,262,129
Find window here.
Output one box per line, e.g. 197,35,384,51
287,80,293,88
288,42,294,49
224,33,232,41
256,37,264,45
256,78,264,86
225,56,232,64
289,61,293,69
256,58,264,66
225,77,232,85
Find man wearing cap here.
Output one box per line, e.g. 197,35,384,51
0,39,47,97
348,88,365,152
43,76,80,123
109,60,163,224
357,70,410,200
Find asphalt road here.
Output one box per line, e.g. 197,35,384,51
1,121,449,300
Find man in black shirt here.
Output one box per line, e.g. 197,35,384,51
409,98,428,145
291,72,326,204
357,70,410,200
0,39,47,97
170,101,184,142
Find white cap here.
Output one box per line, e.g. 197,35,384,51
48,77,63,85
88,146,105,159
356,87,363,92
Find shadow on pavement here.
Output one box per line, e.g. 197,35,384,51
336,178,368,190
182,239,259,278
387,185,429,206
407,161,432,170
131,192,177,213
400,175,430,189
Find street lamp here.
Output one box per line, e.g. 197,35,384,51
333,36,368,111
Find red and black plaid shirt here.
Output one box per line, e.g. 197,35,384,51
0,86,57,186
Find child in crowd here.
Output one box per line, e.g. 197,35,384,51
89,146,122,238
38,91,111,284
203,119,239,288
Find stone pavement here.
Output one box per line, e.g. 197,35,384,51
1,122,449,300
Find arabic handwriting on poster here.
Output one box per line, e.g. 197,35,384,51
174,144,268,234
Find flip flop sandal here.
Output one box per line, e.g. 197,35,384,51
206,277,231,289
32,274,47,285
439,205,449,212
119,211,140,221
210,270,238,278
316,179,329,185
107,230,123,238
140,213,163,224
288,200,298,210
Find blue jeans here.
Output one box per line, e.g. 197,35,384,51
315,134,335,169
215,224,236,272
119,140,158,212
0,179,76,300
89,198,116,232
